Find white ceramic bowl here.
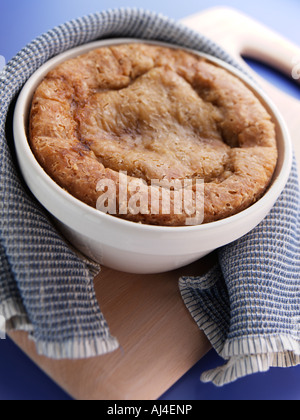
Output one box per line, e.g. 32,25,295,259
13,39,293,274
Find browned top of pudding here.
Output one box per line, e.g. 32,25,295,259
29,43,278,226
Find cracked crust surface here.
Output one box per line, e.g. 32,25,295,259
29,43,278,226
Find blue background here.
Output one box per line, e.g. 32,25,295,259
0,0,299,400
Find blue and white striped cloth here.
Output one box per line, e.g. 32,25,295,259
0,8,299,386
180,158,300,385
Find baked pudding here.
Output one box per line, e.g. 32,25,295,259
29,43,278,226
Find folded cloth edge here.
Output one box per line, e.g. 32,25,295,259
200,349,300,387
33,334,120,360
0,297,119,359
179,274,300,387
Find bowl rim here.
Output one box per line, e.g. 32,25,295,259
13,38,293,234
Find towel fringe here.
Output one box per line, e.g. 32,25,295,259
0,298,33,332
32,334,120,360
201,345,300,387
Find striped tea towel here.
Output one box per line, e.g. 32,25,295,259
0,8,299,386
180,159,300,386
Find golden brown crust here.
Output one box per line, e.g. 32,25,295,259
29,43,278,226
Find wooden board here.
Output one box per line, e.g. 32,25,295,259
9,7,300,400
